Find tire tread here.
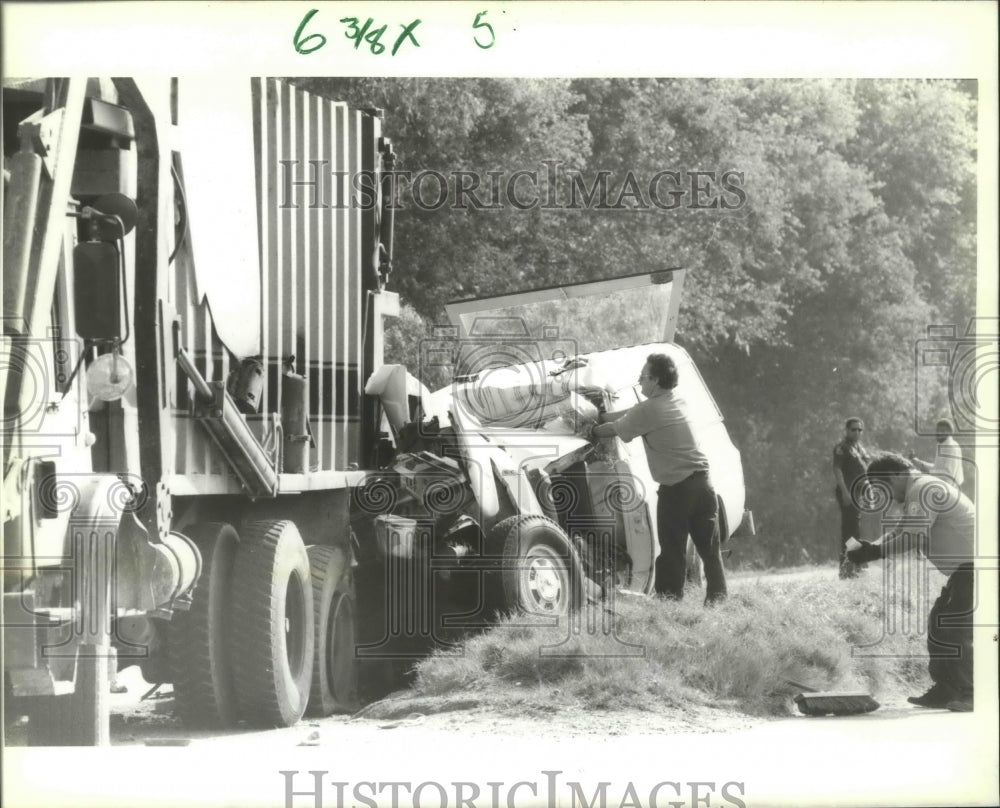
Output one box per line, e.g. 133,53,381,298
306,544,359,716
229,520,313,727
171,523,239,728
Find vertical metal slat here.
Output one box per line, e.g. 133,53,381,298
335,103,347,469
347,109,363,466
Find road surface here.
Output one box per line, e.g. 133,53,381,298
5,688,998,808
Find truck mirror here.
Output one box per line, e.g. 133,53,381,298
74,241,121,341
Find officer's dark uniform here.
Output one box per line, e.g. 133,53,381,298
833,438,871,578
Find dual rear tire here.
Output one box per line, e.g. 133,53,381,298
171,520,355,729
170,523,241,728
228,521,314,727
306,545,359,716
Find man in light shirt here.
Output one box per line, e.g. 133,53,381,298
908,418,964,488
848,452,975,712
589,354,726,603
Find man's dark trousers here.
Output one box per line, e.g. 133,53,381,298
928,563,974,699
655,471,727,601
836,490,865,577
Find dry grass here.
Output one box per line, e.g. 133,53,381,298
403,565,936,719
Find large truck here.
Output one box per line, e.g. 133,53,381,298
3,78,754,746
3,77,399,744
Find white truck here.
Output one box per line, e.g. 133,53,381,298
3,78,753,745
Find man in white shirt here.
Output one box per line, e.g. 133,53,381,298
848,452,975,712
589,354,726,604
908,418,964,488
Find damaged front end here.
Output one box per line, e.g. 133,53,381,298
354,358,655,624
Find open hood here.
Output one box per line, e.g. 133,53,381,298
444,269,686,353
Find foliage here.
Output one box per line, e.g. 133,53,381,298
293,77,977,567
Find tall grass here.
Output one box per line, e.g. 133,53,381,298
407,567,935,718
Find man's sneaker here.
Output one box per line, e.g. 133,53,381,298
907,684,954,708
946,697,973,713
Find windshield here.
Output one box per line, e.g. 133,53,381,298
445,270,685,352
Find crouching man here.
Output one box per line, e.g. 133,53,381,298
848,452,975,712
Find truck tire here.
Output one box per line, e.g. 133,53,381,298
170,523,240,728
306,545,359,716
229,520,314,727
493,515,583,615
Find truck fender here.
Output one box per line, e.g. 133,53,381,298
56,475,201,614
